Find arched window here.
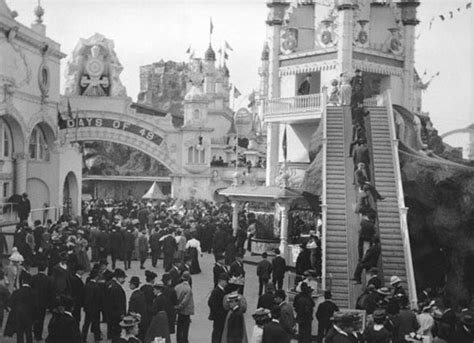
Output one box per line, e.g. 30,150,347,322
29,126,49,161
193,109,200,120
0,120,12,158
187,146,205,164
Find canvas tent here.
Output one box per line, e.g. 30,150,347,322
142,181,165,200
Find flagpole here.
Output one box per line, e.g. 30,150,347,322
235,110,238,172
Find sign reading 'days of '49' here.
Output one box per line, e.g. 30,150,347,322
59,117,163,146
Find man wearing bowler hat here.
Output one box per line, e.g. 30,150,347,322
208,272,229,343
104,268,127,343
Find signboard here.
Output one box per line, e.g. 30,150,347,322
60,117,163,147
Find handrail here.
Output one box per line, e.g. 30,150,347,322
264,93,322,115
321,86,328,291
384,90,418,309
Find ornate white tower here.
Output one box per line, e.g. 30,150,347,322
203,44,216,95
336,0,357,75
398,0,420,113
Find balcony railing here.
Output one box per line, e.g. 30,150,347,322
264,93,322,116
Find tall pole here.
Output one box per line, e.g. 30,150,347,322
336,0,356,76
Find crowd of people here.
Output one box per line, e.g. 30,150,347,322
0,192,472,343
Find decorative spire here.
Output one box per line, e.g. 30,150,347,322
34,0,45,24
205,44,216,62
222,62,230,77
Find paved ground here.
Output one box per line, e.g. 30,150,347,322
1,252,272,342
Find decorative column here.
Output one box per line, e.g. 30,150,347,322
397,0,420,112
265,0,288,186
231,201,239,237
279,203,289,261
336,0,357,75
14,152,28,194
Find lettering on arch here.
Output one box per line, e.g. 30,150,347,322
60,117,163,146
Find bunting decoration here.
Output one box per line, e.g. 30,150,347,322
418,1,472,40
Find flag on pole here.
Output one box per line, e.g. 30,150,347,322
210,17,214,34
57,105,65,128
225,40,233,51
186,45,191,54
282,125,287,161
67,99,73,119
224,51,229,60
467,2,472,9
439,14,445,20
248,91,256,108
233,87,241,99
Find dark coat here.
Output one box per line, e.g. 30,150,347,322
256,259,272,280
149,232,161,251
4,285,37,337
30,272,53,309
162,286,177,333
109,229,123,253
70,273,84,311
316,300,339,333
140,284,155,307
212,229,228,255
161,235,177,256
168,266,181,287
354,168,369,188
353,145,370,167
225,307,245,343
229,261,245,278
271,256,286,279
257,293,274,310
208,286,226,322
262,320,290,343
51,265,72,296
83,280,103,314
122,230,135,252
293,292,315,323
129,289,149,336
151,292,175,334
361,243,381,268
45,311,82,343
104,279,126,320
96,230,109,254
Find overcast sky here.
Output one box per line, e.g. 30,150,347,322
6,0,473,138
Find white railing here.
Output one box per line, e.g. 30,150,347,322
321,87,328,291
363,95,384,107
264,93,322,115
384,90,418,309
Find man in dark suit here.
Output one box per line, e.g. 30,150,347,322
96,227,109,262
258,282,275,310
5,273,36,343
122,225,135,270
51,252,72,297
104,268,127,343
208,273,229,343
257,252,273,296
316,290,339,342
82,269,103,342
212,226,228,256
229,253,245,294
31,262,53,341
366,267,382,290
169,259,181,288
358,212,376,260
128,276,148,340
353,139,371,180
274,289,295,341
213,254,228,288
161,229,177,272
262,305,290,343
109,225,123,270
149,227,161,268
353,236,381,284
70,265,85,325
271,248,286,291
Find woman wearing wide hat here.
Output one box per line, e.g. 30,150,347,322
119,313,142,343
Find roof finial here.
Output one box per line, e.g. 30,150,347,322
34,0,44,24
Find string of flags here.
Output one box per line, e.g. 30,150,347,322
424,2,471,35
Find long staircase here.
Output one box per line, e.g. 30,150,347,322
324,106,361,308
322,94,417,309
366,105,409,291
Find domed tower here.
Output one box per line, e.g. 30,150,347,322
183,85,209,127
204,44,216,95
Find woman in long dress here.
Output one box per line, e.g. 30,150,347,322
75,230,91,272
185,234,201,274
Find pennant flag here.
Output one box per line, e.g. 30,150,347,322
449,11,453,18
467,2,472,9
439,15,445,20
233,87,241,99
57,105,65,128
248,91,256,108
186,46,191,54
210,17,214,34
282,125,287,161
67,99,73,119
225,40,233,51
224,51,229,60
190,50,195,59
457,7,461,11
435,71,440,76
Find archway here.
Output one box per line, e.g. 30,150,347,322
63,172,79,218
26,178,50,224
